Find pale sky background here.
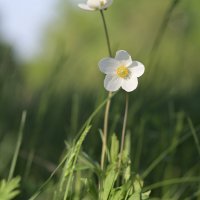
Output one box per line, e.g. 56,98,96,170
0,0,59,60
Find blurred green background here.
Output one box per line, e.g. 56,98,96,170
0,0,200,199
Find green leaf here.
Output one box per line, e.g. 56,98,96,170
141,191,151,200
123,162,131,182
127,175,151,200
0,177,20,200
128,190,151,200
100,165,118,200
133,175,143,193
110,134,119,163
128,193,141,200
110,189,124,200
123,132,131,159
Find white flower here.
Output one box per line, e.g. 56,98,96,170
78,0,113,11
98,50,145,92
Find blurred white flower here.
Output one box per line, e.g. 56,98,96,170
99,50,145,92
78,0,113,11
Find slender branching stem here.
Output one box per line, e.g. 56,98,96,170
99,10,112,170
100,10,112,57
118,93,129,169
101,91,112,169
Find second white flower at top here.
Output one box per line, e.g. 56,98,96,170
99,50,145,92
78,0,113,11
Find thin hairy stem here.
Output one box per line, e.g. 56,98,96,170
100,10,112,170
118,93,129,169
101,91,112,169
100,10,112,57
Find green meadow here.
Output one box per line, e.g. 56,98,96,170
0,0,200,199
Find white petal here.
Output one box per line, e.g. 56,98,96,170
78,3,95,10
104,75,122,92
99,58,120,74
121,76,138,92
128,61,145,77
115,50,132,66
87,0,101,9
102,0,113,9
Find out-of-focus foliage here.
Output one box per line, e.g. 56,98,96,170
0,0,200,199
24,0,200,95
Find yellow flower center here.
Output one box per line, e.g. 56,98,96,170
116,66,129,78
100,0,105,6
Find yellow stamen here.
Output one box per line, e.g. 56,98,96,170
100,0,105,6
116,66,129,78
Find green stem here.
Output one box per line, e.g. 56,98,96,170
99,10,113,170
101,91,112,169
118,93,129,169
100,10,112,57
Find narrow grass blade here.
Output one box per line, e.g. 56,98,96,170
63,125,92,200
75,92,116,141
8,111,27,181
149,0,181,66
142,133,191,179
188,118,200,158
28,150,70,200
143,177,200,191
184,189,200,200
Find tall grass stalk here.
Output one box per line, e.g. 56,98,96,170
28,150,70,200
143,176,200,191
142,133,191,179
75,92,115,141
188,118,200,158
148,0,181,67
145,0,182,89
184,189,200,200
63,125,92,200
8,110,27,181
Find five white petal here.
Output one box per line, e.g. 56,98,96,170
104,75,122,92
115,50,132,66
99,50,145,92
99,58,119,74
